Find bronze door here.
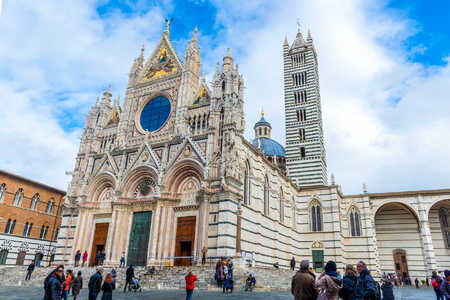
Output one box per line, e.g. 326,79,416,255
175,216,196,266
127,211,152,266
393,250,409,278
89,223,109,266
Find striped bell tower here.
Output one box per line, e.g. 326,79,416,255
283,28,327,186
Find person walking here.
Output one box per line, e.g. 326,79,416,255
381,275,394,300
88,267,103,300
62,270,73,300
415,278,420,288
95,251,101,266
44,265,65,300
110,268,117,285
74,251,81,267
123,264,134,292
185,270,198,300
201,246,207,265
291,259,317,300
119,252,125,268
441,270,450,300
354,261,377,300
432,271,444,300
340,264,357,300
71,271,83,300
101,273,115,300
25,260,35,281
290,257,296,271
82,251,88,267
315,260,342,300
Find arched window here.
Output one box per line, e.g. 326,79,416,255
439,208,450,248
279,188,284,223
30,193,40,210
46,198,55,214
54,228,59,240
349,207,361,236
0,183,6,203
13,188,24,206
23,222,29,236
4,219,16,234
310,202,322,232
39,225,46,239
243,162,250,205
263,176,269,216
292,196,296,229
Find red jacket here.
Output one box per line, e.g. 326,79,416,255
185,274,198,290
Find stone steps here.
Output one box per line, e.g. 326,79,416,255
0,265,296,291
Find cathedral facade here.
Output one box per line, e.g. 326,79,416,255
56,23,450,278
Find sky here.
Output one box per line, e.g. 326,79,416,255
0,0,449,194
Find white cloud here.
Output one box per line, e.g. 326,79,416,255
0,0,448,195
207,0,450,193
0,0,167,189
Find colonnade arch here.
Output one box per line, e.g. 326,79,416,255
374,202,425,278
428,199,450,271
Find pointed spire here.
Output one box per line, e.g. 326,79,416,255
215,61,220,74
95,97,99,107
284,35,289,46
222,48,233,72
101,86,112,106
331,173,335,185
261,107,264,117
114,95,120,107
307,29,312,42
136,44,144,69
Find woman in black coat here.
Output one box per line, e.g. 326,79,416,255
101,273,115,300
71,271,83,300
381,279,395,300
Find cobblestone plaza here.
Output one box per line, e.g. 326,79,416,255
0,285,436,300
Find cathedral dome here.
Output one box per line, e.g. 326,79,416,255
252,137,286,157
253,116,272,129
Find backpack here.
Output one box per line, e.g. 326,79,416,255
431,278,441,290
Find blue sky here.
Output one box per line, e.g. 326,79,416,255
0,0,449,194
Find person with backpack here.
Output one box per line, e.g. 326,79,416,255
340,264,357,300
432,271,445,300
380,274,394,300
440,270,450,300
88,267,103,300
82,251,88,267
354,261,378,300
71,271,83,300
44,265,65,300
185,270,198,300
315,260,342,300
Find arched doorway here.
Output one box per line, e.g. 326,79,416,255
16,251,26,265
34,252,44,267
428,199,450,271
375,202,425,278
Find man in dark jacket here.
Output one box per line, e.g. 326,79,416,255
25,260,35,281
441,270,450,300
123,264,135,292
290,257,296,271
44,265,64,300
354,261,376,300
74,250,81,267
88,267,103,300
291,259,317,300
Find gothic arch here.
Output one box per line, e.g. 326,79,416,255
164,159,204,194
348,206,362,237
309,198,323,232
120,165,158,198
87,172,116,203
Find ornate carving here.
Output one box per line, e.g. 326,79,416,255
312,240,323,249
1,240,12,250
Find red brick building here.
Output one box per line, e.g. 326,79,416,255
0,170,65,266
